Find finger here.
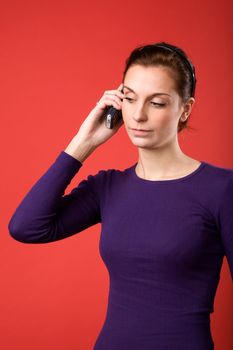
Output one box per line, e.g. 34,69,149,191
104,90,125,99
96,97,122,110
100,94,123,106
117,83,123,91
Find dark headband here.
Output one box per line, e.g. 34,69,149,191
152,43,196,97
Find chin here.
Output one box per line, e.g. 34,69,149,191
129,137,152,147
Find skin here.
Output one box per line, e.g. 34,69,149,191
121,64,200,180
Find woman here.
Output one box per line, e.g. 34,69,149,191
8,42,233,349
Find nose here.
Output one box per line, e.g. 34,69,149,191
132,103,148,123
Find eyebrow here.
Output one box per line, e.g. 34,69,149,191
122,84,172,97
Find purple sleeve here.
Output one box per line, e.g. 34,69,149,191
8,151,101,244
217,175,233,280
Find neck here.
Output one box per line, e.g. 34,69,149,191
136,141,194,180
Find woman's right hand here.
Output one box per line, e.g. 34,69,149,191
64,83,125,162
78,83,125,146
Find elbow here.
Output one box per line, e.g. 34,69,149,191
8,224,25,243
8,216,51,244
8,217,33,243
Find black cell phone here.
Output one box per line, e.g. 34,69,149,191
105,87,124,129
105,106,123,129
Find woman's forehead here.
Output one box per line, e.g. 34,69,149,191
123,65,176,95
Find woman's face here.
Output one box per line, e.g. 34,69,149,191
121,64,193,149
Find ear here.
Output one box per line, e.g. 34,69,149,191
180,97,195,121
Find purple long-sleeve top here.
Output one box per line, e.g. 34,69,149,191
8,151,233,350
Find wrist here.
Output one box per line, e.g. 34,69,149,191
64,137,96,163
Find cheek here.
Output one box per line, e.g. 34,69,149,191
151,112,174,128
151,113,180,136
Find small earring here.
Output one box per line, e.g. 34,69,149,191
180,114,188,122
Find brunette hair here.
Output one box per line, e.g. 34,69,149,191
122,42,197,133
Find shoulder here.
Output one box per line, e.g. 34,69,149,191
86,163,132,187
203,160,233,174
82,164,133,203
201,160,233,186
201,161,233,213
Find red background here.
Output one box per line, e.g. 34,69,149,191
1,0,233,349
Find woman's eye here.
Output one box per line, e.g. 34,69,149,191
151,102,166,108
124,97,134,103
124,98,165,107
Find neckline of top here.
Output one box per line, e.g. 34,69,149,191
130,161,207,184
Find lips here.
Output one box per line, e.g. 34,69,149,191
130,128,152,136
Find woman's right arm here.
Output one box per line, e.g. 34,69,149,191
8,150,100,243
8,84,125,243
